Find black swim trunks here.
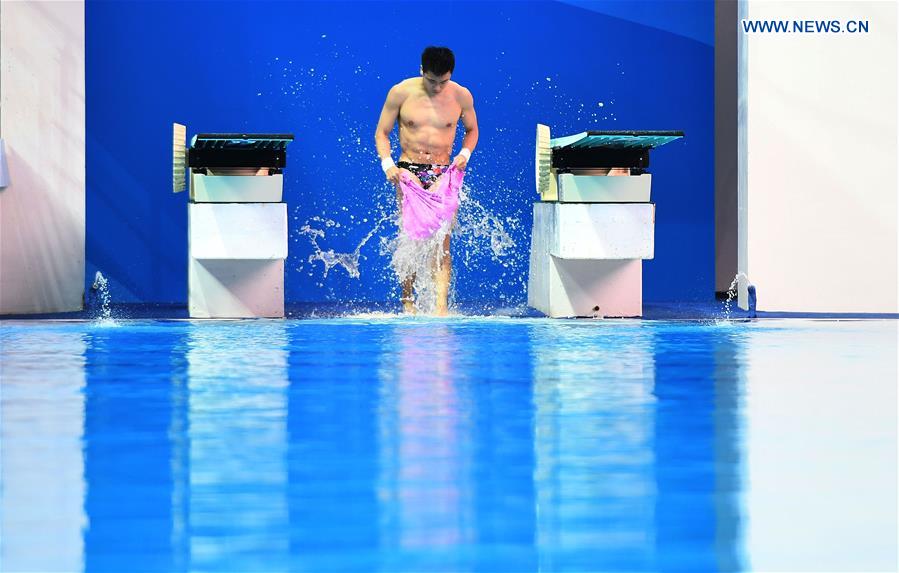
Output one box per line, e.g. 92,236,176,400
396,161,450,190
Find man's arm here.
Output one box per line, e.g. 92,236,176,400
453,86,479,170
375,84,405,184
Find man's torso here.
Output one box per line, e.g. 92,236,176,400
397,78,463,165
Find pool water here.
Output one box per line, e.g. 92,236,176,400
1,317,896,572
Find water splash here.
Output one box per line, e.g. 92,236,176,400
296,181,520,315
91,271,113,321
381,182,519,314
452,182,528,308
299,214,392,279
381,221,452,315
722,272,750,321
455,188,515,260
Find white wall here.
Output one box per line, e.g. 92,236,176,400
0,1,85,314
740,1,897,312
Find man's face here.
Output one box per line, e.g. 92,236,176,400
421,69,452,95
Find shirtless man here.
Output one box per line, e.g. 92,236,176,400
375,46,479,316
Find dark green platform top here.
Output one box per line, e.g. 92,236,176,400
550,130,684,150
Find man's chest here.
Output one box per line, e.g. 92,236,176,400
399,95,461,129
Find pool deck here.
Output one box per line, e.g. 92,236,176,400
2,300,897,321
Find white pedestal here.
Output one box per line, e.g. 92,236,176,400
188,259,285,318
528,202,654,318
190,173,284,203
188,203,287,318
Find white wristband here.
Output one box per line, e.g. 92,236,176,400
381,156,396,173
459,148,472,160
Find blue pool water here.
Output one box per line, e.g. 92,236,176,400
1,317,896,572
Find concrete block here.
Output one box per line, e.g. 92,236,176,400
531,203,654,260
528,203,649,317
529,251,642,318
188,259,284,318
189,203,287,260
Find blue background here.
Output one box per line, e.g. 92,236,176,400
86,0,714,307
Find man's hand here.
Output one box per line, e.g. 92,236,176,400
452,153,469,171
385,165,401,185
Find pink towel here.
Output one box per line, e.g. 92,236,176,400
399,165,464,240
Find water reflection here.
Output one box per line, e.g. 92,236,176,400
377,323,474,569
3,318,893,572
651,322,745,572
741,321,897,572
185,321,290,571
529,322,658,571
1,326,88,573
528,320,748,571
82,321,192,572
283,320,381,570
376,321,539,571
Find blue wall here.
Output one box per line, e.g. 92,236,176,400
86,0,713,306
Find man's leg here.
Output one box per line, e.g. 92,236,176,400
401,274,416,314
434,232,452,316
396,179,417,314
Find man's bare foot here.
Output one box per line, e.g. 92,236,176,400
402,299,416,314
435,305,449,317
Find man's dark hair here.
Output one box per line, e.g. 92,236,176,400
421,46,455,76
